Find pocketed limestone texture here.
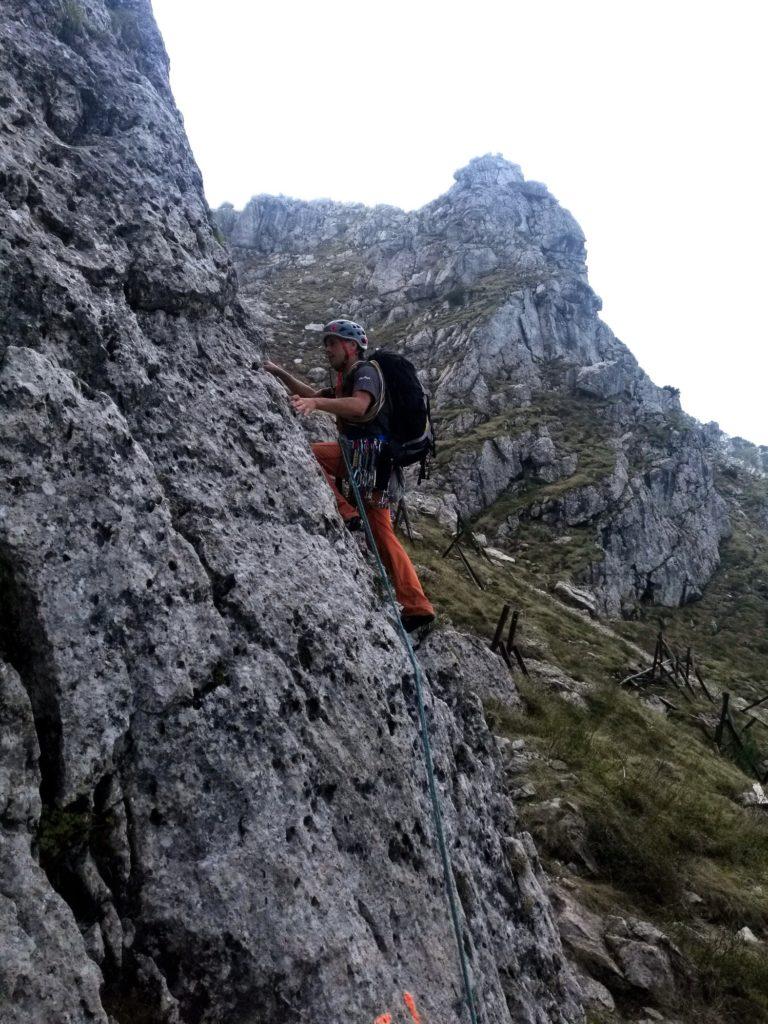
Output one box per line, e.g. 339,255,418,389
0,2,581,1021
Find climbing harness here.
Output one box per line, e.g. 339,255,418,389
340,444,480,1024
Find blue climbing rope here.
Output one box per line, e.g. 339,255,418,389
340,441,480,1024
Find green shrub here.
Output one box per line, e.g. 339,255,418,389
37,804,92,865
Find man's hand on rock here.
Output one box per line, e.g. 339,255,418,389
290,395,318,416
262,360,280,375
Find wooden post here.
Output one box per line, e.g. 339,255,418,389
491,604,511,652
715,692,730,749
693,658,715,703
497,642,514,672
742,693,768,715
662,638,682,678
443,512,485,589
725,712,762,780
490,605,528,676
456,545,485,590
619,667,654,688
507,609,520,650
676,647,697,697
651,632,661,681
441,512,468,559
511,645,529,676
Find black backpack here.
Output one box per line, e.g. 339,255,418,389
368,349,436,479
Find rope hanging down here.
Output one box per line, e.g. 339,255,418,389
340,442,480,1024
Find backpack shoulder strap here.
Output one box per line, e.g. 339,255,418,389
343,359,386,425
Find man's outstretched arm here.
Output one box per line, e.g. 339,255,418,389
263,360,318,398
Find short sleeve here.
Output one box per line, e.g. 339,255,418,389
351,363,381,401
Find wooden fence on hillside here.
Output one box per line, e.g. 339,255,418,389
621,624,768,783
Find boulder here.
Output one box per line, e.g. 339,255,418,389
604,917,689,1002
738,782,768,807
525,800,598,874
553,582,598,617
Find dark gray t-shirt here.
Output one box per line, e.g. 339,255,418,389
321,360,390,439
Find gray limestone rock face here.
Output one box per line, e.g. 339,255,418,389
603,917,688,1002
0,660,108,1023
0,345,229,804
551,884,691,1009
586,445,731,616
439,430,578,522
0,2,582,1022
552,583,598,618
416,626,522,707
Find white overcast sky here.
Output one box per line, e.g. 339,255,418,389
151,0,767,445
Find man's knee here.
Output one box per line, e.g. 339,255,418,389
311,441,332,464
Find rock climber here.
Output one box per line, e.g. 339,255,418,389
263,319,435,633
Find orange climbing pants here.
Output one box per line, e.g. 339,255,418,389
312,442,435,618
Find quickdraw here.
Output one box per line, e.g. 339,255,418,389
346,436,389,506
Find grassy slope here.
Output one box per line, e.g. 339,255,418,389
404,503,768,1023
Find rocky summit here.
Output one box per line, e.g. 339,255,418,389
3,3,768,1024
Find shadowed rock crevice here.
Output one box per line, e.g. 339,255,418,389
0,547,65,806
0,547,132,1013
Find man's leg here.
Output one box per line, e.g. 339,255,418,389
311,442,359,521
365,504,435,618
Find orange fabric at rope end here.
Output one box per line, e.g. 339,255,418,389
403,992,422,1024
373,1015,392,1024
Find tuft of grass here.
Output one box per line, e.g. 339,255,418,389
678,931,768,1023
37,804,92,864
